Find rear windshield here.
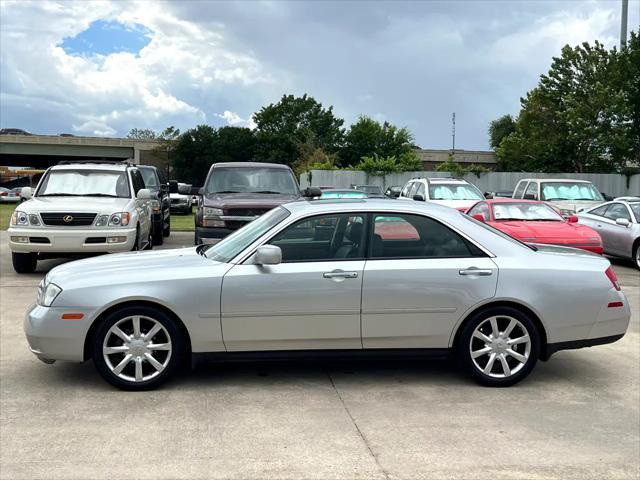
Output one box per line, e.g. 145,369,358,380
429,183,483,200
37,169,131,198
205,167,299,195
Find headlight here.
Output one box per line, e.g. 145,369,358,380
151,200,161,213
109,212,130,226
37,281,62,307
204,207,223,217
10,210,28,226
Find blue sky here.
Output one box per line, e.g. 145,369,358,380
1,1,638,149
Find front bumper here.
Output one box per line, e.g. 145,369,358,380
24,303,97,362
8,226,136,253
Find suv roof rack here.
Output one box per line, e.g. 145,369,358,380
56,159,134,166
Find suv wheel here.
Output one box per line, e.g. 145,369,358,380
163,216,170,237
131,227,140,251
154,221,164,245
458,307,540,387
12,252,37,274
92,306,186,390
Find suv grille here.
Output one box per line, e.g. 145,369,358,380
226,208,270,217
40,213,97,226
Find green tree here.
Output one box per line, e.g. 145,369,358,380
126,128,157,140
252,94,344,165
496,37,638,173
340,116,417,167
488,115,516,150
213,126,257,163
171,125,216,186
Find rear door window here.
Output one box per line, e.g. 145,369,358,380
524,181,538,200
603,203,631,222
513,181,527,199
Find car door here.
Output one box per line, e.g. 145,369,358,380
220,212,367,351
361,213,498,349
599,203,633,255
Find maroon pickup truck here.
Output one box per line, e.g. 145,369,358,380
194,162,301,245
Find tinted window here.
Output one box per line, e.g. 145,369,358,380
370,213,483,259
131,170,145,195
139,167,159,188
588,204,610,217
524,182,538,199
603,203,631,222
468,202,490,221
270,213,366,262
513,181,527,199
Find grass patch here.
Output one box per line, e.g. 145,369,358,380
171,210,195,232
1,203,17,230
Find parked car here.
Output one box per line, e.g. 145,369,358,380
398,177,484,211
484,190,513,199
0,187,21,202
384,185,402,198
25,199,629,390
195,162,301,245
138,165,170,246
8,161,153,273
577,198,640,269
320,189,368,199
512,178,605,216
169,182,193,214
466,199,603,254
352,185,384,198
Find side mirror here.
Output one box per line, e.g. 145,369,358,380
255,245,282,265
567,215,579,223
168,180,178,194
484,192,494,199
137,188,151,200
472,213,486,223
615,218,630,227
20,187,32,199
413,194,425,202
302,187,322,198
160,183,169,193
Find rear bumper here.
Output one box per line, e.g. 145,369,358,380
8,226,136,253
543,334,625,360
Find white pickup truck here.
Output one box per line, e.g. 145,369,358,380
8,161,153,273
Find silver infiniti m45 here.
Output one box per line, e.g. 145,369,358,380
25,199,631,390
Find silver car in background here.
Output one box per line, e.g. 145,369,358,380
25,199,630,390
577,197,640,269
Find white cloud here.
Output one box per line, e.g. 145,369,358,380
215,110,256,129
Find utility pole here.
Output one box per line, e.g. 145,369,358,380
451,112,456,155
620,0,628,48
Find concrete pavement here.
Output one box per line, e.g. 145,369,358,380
1,231,638,479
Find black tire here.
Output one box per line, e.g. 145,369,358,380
154,221,164,245
633,241,640,270
163,215,170,238
457,306,540,387
131,226,140,251
12,252,37,274
92,305,187,391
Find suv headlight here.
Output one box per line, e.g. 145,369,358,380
10,210,29,226
204,207,223,217
37,281,62,307
109,212,130,226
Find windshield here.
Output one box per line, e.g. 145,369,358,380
205,167,299,195
492,202,563,221
541,182,603,201
205,207,291,262
37,170,130,198
321,191,367,199
139,168,159,188
630,203,640,222
429,183,483,200
355,185,382,194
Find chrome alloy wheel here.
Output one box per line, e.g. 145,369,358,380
469,315,531,378
102,315,172,382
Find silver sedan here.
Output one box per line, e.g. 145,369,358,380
577,198,640,269
25,199,631,390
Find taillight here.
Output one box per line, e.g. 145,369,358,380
0,192,7,196
605,266,620,291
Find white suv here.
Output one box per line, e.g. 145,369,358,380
8,161,153,273
398,177,485,211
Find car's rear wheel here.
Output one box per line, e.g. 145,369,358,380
92,306,186,390
458,307,540,387
12,252,37,274
633,241,639,270
163,216,170,237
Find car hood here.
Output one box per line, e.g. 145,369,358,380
546,200,604,213
203,192,299,209
18,196,132,213
490,221,601,244
46,247,227,290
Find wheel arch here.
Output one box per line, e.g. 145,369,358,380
451,300,548,359
83,300,192,361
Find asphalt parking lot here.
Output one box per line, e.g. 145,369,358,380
1,230,638,480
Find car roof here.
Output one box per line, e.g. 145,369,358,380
518,178,593,183
50,162,129,172
614,196,640,202
283,198,461,218
412,177,470,184
212,162,291,170
482,198,541,204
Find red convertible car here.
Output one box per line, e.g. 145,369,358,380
466,198,603,254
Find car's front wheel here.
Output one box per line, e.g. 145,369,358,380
92,306,186,390
458,307,540,387
154,221,164,245
633,241,639,270
12,252,37,274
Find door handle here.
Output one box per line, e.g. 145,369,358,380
323,271,358,279
459,268,493,276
